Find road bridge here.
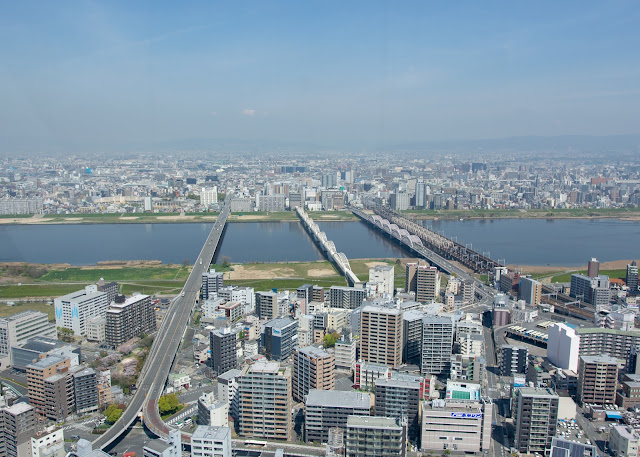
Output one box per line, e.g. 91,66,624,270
93,197,231,449
296,207,360,286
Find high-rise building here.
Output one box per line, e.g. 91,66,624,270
570,274,610,309
197,392,229,427
329,286,366,309
200,186,218,207
547,323,580,372
304,390,371,443
416,266,440,303
293,346,335,402
260,318,298,361
345,416,406,457
576,327,640,361
238,362,292,441
627,261,639,292
73,367,99,414
321,173,338,189
415,181,428,208
217,368,242,420
190,425,232,457
255,291,278,320
421,315,454,375
389,192,410,211
368,265,395,295
202,270,224,300
54,285,110,336
210,328,237,375
0,311,57,367
26,355,71,416
402,310,423,365
105,294,156,347
577,355,618,405
519,276,542,306
421,397,493,453
374,377,422,442
43,371,75,421
500,345,528,376
0,403,36,457
513,387,559,455
359,306,403,368
588,258,600,278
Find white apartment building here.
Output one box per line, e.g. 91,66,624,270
610,425,640,457
54,285,109,336
190,426,231,457
0,311,57,367
200,186,218,207
547,323,580,372
368,264,395,295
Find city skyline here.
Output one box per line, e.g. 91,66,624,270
1,1,640,153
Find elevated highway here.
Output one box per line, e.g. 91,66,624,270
296,207,360,286
93,197,231,449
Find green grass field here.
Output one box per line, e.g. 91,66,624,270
551,268,628,283
0,284,84,299
39,265,190,282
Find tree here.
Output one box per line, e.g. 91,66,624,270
322,332,339,348
105,404,123,424
158,393,180,415
238,330,245,341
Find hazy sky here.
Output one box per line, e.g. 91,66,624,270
1,1,639,152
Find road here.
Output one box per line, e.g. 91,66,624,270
92,197,231,450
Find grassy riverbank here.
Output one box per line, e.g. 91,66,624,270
0,210,357,225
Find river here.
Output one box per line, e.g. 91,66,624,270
0,218,638,266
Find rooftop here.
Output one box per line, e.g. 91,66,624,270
305,389,371,409
347,415,401,430
296,345,331,359
26,355,67,370
580,355,619,364
517,386,559,398
2,310,47,322
191,425,231,441
264,317,297,330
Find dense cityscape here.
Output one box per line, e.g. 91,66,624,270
0,153,639,457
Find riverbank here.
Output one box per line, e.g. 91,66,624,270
402,207,640,221
512,259,638,283
0,210,357,225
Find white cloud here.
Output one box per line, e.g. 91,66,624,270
242,108,256,116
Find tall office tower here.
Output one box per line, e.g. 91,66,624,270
0,311,57,367
588,258,600,278
334,335,357,371
200,186,218,207
73,367,98,414
374,377,422,442
416,266,440,303
345,416,406,457
202,269,224,299
260,318,298,361
329,286,366,309
368,265,395,295
54,285,110,336
389,192,410,211
577,355,618,405
359,306,403,368
513,387,559,455
105,294,156,347
402,310,423,365
421,315,454,375
519,276,542,306
255,291,278,319
190,425,232,457
238,362,292,441
210,328,237,375
547,323,580,372
304,390,371,443
415,180,428,208
0,403,36,457
499,345,528,376
26,355,71,416
292,346,335,402
627,261,639,292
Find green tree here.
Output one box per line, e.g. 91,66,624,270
158,393,180,415
105,404,123,424
322,332,339,348
238,330,245,341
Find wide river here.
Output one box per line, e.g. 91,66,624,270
0,218,638,266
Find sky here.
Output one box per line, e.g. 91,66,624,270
1,1,640,152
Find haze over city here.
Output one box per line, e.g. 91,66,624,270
1,1,640,153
